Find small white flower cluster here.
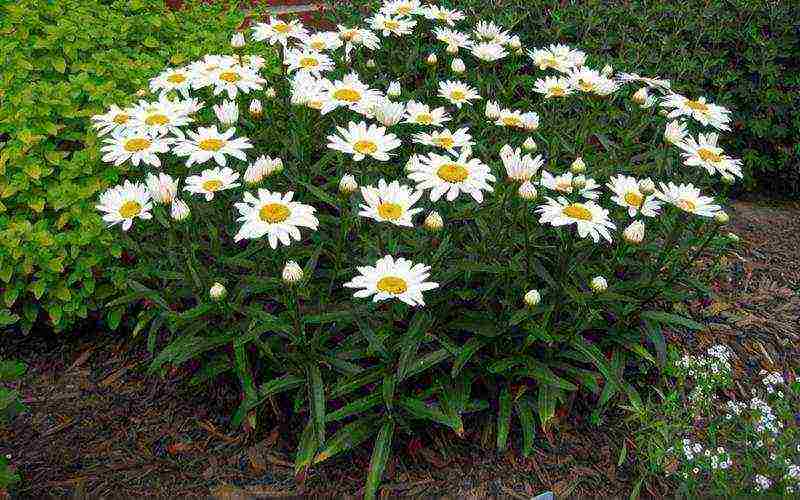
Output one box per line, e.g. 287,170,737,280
760,370,785,394
676,344,734,406
749,397,784,435
754,474,772,492
677,439,732,471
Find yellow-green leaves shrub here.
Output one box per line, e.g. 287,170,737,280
0,0,258,331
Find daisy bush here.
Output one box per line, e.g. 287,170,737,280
95,2,740,495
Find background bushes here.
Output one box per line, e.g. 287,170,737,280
0,0,248,332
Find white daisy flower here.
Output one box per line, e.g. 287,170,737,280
290,73,329,111
532,76,573,98
438,80,481,108
126,96,191,138
451,58,466,73
337,25,381,59
606,175,662,217
173,126,252,167
470,42,508,62
403,101,451,126
371,99,406,127
660,94,731,131
343,255,439,307
567,67,619,95
495,108,539,130
358,178,424,227
408,150,495,203
433,27,473,51
326,121,402,161
616,72,672,92
321,72,382,114
299,31,343,52
379,0,422,17
184,166,240,201
528,44,586,72
96,180,153,231
283,48,335,78
149,67,194,98
186,54,239,78
678,133,743,179
244,155,283,185
422,5,465,26
412,127,473,152
664,120,688,145
212,100,239,127
145,172,178,205
91,104,133,137
540,171,600,199
499,145,544,182
193,64,265,100
369,13,417,36
473,20,511,45
655,182,721,217
233,190,318,247
100,129,172,168
252,18,308,46
536,196,616,243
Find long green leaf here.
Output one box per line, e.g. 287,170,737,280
365,419,394,500
315,416,379,464
640,310,704,331
307,364,326,446
496,387,512,452
515,397,536,457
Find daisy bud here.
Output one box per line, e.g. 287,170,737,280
451,58,465,74
714,211,730,225
424,211,444,232
249,99,263,118
213,100,239,127
522,137,537,151
632,87,649,105
405,155,420,173
282,260,304,284
589,276,608,293
508,36,522,50
514,48,524,56
623,220,645,244
518,181,538,200
601,64,613,76
658,109,669,117
485,100,501,119
461,144,473,158
664,120,687,145
339,173,358,195
170,198,190,221
231,32,246,48
571,174,587,190
244,162,266,186
721,173,736,185
524,289,541,307
366,58,376,68
638,178,656,195
426,53,438,65
726,232,740,243
209,282,227,301
570,157,586,174
446,43,458,55
145,172,178,205
387,81,401,97
135,88,147,97
265,87,277,98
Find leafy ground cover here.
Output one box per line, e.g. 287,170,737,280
3,197,796,498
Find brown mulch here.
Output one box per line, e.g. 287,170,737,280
2,198,798,498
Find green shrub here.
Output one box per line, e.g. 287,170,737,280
0,359,27,492
97,2,739,495
0,0,251,332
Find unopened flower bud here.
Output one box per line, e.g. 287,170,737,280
387,81,401,97
426,53,438,65
249,99,263,118
518,181,537,200
632,87,649,105
424,211,443,232
508,36,522,50
146,172,178,205
571,174,587,190
623,220,645,244
282,261,303,284
524,289,541,307
265,87,276,98
485,100,501,119
602,64,613,76
570,157,586,174
522,137,537,151
589,276,607,293
446,43,458,54
136,88,147,97
170,198,190,221
231,32,246,48
714,211,730,225
209,282,226,301
366,58,376,68
451,58,465,73
721,173,736,185
339,173,358,195
726,232,740,243
638,178,656,195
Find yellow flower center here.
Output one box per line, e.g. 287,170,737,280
259,203,291,223
333,88,362,102
578,80,595,92
384,20,400,30
549,86,566,97
299,57,319,68
433,136,455,149
145,113,170,126
416,113,433,125
686,100,709,113
218,71,240,83
202,179,224,192
676,198,697,212
119,200,142,219
449,90,466,101
698,148,722,163
501,116,522,127
310,40,326,50
340,30,356,41
377,202,403,221
562,203,593,221
353,140,378,155
436,11,448,20
397,5,411,14
273,22,290,34
113,113,129,124
437,163,469,183
199,138,225,151
624,191,643,208
376,276,408,295
166,73,186,84
123,138,151,152
307,100,324,110
543,56,559,69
